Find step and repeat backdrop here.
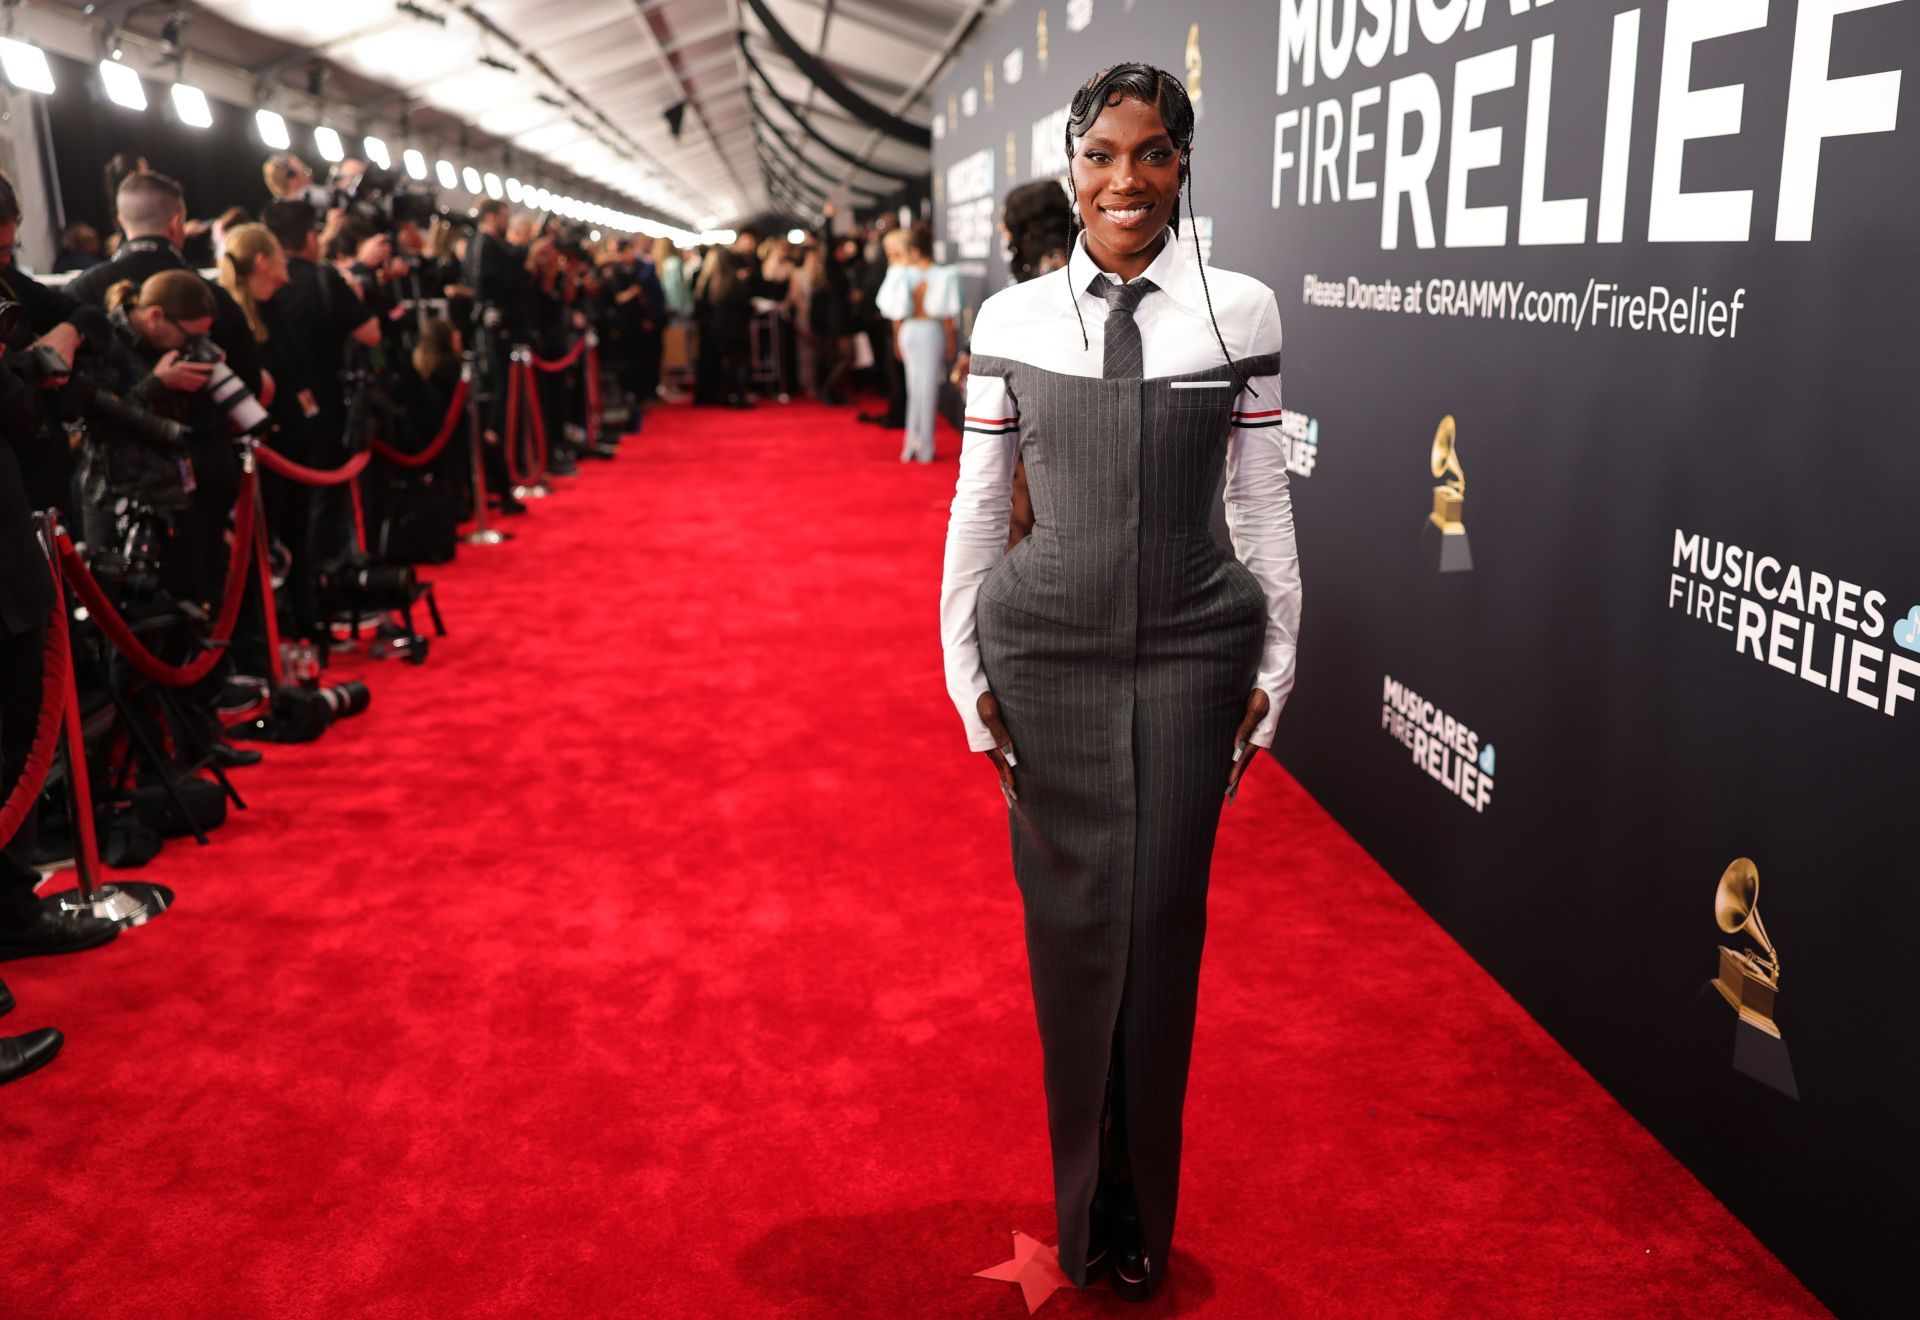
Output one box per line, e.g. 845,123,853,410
934,1,1918,1311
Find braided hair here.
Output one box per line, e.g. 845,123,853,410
1061,62,1254,395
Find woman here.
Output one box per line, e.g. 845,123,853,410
940,64,1302,1299
876,224,958,463
92,271,223,599
219,223,335,640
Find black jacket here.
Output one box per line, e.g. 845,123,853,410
63,237,265,394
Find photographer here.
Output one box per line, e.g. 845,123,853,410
463,201,534,513
0,265,119,1029
65,172,265,404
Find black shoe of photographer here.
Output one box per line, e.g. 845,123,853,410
496,494,530,516
212,739,262,769
0,1028,63,1086
547,456,581,477
0,977,13,1017
0,909,120,963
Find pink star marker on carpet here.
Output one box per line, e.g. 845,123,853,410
975,1230,1073,1314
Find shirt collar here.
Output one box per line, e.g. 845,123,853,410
1065,224,1204,316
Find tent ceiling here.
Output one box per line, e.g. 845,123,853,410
109,0,1003,227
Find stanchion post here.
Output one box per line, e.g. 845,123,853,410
511,346,550,501
31,513,167,928
462,352,511,545
241,446,287,691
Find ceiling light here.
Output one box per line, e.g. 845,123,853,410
99,59,146,111
256,108,291,150
435,159,458,189
483,172,503,200
171,83,213,129
314,125,345,162
461,166,482,194
0,39,55,95
403,148,428,181
363,136,391,170
505,177,523,202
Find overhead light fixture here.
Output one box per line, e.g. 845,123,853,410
256,108,291,150
478,54,518,74
787,228,805,244
395,1,446,24
403,148,428,181
461,165,482,194
663,101,686,141
363,136,391,170
435,159,458,190
158,10,187,48
99,59,147,111
313,125,345,162
483,172,503,200
505,177,523,202
171,82,213,129
0,38,55,95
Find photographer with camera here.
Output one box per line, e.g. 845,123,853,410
65,173,266,406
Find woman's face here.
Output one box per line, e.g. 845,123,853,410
1070,94,1182,262
250,248,290,299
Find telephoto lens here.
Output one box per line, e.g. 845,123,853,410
182,336,272,441
314,680,371,722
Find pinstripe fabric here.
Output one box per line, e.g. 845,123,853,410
1092,277,1157,380
969,348,1277,1286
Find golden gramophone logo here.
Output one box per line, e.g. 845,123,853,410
1185,25,1204,122
1007,129,1018,181
1423,415,1473,573
1037,10,1049,71
984,60,994,106
1706,857,1799,1098
1712,858,1781,1036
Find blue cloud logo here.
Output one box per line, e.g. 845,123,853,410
1478,743,1495,776
1895,606,1920,654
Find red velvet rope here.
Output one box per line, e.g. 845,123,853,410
55,478,257,688
254,444,375,487
527,338,586,374
504,356,531,487
0,572,70,850
370,377,470,468
522,361,550,480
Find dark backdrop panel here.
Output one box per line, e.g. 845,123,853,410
41,52,302,237
936,3,1920,1313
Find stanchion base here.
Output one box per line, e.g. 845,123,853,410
463,528,513,545
512,483,551,500
41,881,175,929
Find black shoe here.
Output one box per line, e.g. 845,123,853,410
857,411,887,424
497,496,530,516
0,1028,63,1086
0,910,120,963
1108,1200,1159,1301
581,444,618,460
211,740,263,769
1084,1183,1116,1281
0,978,13,1017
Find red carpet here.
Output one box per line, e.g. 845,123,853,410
3,401,1824,1317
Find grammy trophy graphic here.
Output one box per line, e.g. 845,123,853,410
1424,415,1472,573
1703,857,1798,1099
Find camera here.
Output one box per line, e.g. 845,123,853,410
0,299,191,454
181,336,272,443
335,165,441,234
317,557,417,616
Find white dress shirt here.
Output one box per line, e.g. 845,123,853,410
940,227,1302,752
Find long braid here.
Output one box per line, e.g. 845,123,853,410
1186,168,1256,398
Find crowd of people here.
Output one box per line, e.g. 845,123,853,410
0,129,1063,1086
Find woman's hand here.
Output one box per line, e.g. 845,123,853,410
1225,689,1271,803
151,350,214,393
978,691,1018,798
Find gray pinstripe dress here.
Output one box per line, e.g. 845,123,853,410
966,310,1281,1284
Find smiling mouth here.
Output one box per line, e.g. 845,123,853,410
1098,201,1155,228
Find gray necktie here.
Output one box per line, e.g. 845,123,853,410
1090,275,1158,379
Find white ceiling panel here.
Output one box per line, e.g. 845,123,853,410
175,0,997,224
